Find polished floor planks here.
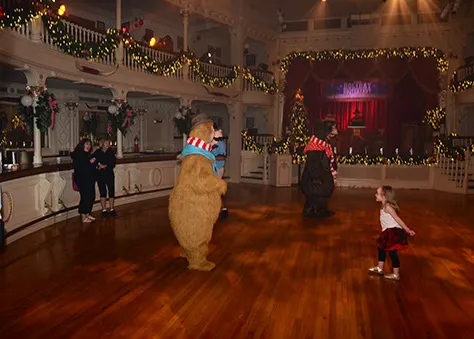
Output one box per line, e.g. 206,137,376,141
1,184,474,338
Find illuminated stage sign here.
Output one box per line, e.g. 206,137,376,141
325,81,390,99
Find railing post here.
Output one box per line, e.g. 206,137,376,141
463,150,471,194
263,144,268,185
31,16,43,43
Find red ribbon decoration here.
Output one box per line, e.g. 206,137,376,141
48,96,58,129
121,109,133,129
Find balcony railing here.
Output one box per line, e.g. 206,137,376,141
452,64,474,83
5,18,275,94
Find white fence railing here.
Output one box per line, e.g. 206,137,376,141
6,18,274,93
243,71,275,92
437,150,472,193
241,135,274,151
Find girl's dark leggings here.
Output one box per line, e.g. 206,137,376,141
378,247,400,268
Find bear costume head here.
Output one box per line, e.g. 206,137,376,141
313,119,338,141
189,113,215,144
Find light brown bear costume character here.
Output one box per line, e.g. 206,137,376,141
169,114,227,271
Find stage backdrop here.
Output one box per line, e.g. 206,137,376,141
283,56,439,151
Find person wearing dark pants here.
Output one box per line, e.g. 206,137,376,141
300,120,338,219
93,138,117,217
71,139,97,223
212,125,228,220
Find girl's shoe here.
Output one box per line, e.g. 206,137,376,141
368,266,384,275
384,273,400,281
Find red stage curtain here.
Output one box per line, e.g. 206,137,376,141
319,99,388,131
283,55,440,151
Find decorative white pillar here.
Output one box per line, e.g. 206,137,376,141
139,113,145,152
230,22,245,91
181,9,190,80
116,130,124,158
272,93,284,137
24,85,46,166
111,88,128,158
228,102,244,183
116,0,124,65
32,99,42,166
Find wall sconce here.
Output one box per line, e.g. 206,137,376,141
135,108,147,116
244,43,250,55
65,102,78,112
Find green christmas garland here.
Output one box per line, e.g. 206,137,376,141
189,60,239,88
422,107,446,130
280,47,449,74
42,15,120,59
0,0,55,29
449,71,474,93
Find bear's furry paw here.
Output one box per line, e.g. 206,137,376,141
188,260,216,271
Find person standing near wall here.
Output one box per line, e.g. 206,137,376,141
212,124,228,220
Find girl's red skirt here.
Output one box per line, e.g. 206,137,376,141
377,227,408,251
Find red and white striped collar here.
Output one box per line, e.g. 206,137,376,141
187,137,213,152
308,135,330,148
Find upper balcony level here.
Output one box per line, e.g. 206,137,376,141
0,7,277,106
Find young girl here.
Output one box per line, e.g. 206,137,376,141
369,185,415,280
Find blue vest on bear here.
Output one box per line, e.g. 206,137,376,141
180,143,218,174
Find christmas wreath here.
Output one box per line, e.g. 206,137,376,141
34,91,60,133
107,103,136,136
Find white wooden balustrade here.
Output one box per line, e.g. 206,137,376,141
437,150,472,193
42,20,115,66
241,135,274,151
243,71,275,92
5,18,273,93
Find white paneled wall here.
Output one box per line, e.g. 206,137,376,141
144,99,180,152
244,106,271,134
457,105,474,137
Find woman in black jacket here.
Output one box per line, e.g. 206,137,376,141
300,120,338,219
71,138,97,223
93,138,117,217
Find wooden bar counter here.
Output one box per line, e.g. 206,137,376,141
0,153,179,243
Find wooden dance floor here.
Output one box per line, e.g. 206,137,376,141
1,184,473,339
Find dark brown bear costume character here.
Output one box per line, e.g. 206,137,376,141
300,120,338,218
169,114,227,271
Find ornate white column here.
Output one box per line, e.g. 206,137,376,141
22,85,46,166
444,57,461,134
230,21,245,91
110,88,128,158
116,0,124,65
181,9,190,80
272,93,284,137
228,102,244,183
